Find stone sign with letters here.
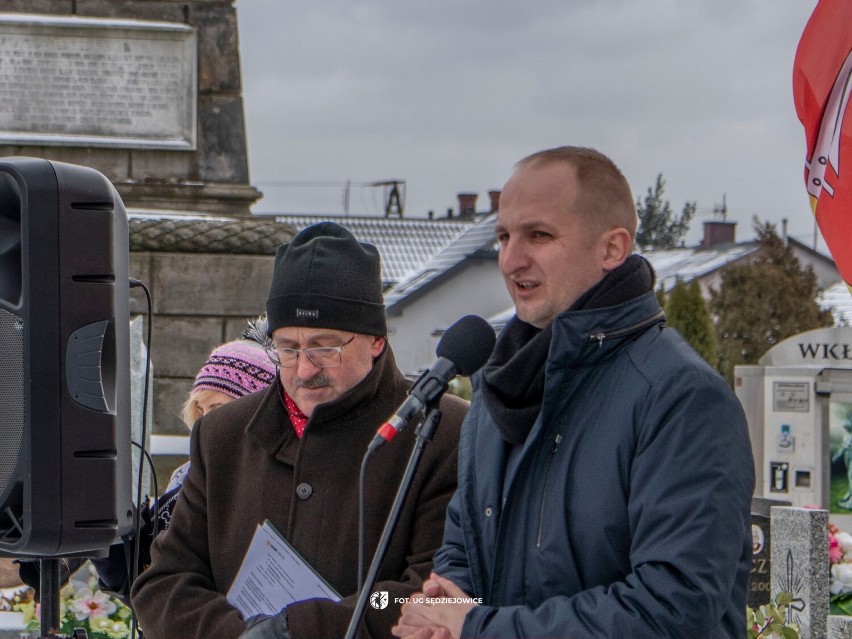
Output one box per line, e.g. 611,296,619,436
0,14,196,149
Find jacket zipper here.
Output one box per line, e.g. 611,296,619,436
589,309,665,348
535,433,563,548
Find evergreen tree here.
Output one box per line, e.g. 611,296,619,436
655,287,667,310
710,219,834,384
665,279,718,367
635,173,696,249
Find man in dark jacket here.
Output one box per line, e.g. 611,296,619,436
131,222,468,639
393,147,755,638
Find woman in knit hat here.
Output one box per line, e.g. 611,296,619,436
181,319,278,429
162,321,277,510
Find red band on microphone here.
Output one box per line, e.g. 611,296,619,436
377,423,398,443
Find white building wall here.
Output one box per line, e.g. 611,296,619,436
789,244,840,290
387,260,511,376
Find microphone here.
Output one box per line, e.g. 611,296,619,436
369,315,496,451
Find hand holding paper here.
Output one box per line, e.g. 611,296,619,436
227,520,341,619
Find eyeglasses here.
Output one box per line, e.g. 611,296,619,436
265,335,356,368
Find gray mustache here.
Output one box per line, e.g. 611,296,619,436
295,374,332,389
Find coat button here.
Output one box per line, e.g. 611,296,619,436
484,507,493,517
296,483,313,500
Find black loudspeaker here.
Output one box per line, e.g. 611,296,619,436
0,157,133,557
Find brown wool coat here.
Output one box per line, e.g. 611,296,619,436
130,346,467,639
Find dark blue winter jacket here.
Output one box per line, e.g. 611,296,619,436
433,291,754,638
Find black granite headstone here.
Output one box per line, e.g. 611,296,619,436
749,496,791,608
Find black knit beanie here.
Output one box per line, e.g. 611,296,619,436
266,222,387,337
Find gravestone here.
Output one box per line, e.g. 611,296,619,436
771,506,829,639
829,614,852,639
750,496,791,608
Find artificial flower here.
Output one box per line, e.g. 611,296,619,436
831,532,843,563
836,531,852,561
831,562,852,595
69,587,118,621
5,563,132,638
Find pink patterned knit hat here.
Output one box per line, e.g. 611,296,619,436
193,340,277,399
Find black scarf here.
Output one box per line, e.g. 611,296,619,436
482,254,654,444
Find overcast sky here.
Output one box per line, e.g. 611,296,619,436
236,1,824,250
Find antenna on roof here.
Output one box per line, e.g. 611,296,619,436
713,194,728,221
368,180,406,218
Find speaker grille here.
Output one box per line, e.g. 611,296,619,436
0,307,25,495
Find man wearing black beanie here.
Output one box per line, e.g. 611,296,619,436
132,222,469,639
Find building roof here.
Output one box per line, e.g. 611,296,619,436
787,235,838,267
274,214,474,287
383,214,499,311
642,243,760,291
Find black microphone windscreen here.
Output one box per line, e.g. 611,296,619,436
436,315,496,377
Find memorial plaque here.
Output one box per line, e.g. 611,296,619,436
0,14,196,149
773,381,810,412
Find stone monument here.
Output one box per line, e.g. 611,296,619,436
0,2,299,483
0,1,260,215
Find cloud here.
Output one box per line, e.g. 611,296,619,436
237,0,822,249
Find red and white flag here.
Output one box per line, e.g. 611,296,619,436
793,0,852,285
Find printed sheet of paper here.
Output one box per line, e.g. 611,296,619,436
227,520,341,618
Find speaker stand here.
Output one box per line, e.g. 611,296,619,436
37,558,88,639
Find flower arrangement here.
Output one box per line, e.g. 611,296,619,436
830,521,852,615
0,585,34,612
0,564,131,639
746,591,799,639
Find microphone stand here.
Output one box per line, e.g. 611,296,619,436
343,405,443,639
